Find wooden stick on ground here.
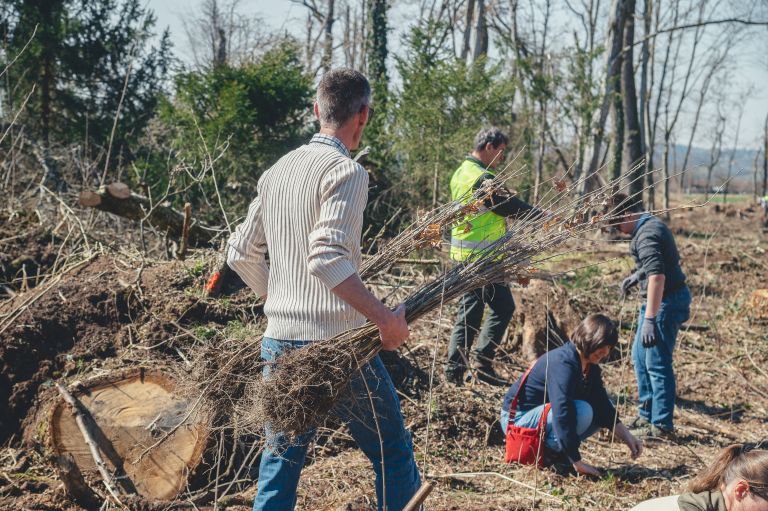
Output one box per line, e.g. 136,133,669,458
55,381,127,504
402,482,434,511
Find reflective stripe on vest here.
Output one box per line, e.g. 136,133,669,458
449,159,507,261
449,238,496,250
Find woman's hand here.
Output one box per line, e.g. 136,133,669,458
572,460,602,477
615,422,643,459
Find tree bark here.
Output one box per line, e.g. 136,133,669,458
79,183,217,246
763,113,767,197
472,0,488,60
460,0,476,62
577,0,626,196
321,0,335,72
621,0,644,203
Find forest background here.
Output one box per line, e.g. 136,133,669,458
2,0,768,238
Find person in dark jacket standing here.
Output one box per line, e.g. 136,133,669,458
613,194,691,438
500,314,643,476
446,127,542,386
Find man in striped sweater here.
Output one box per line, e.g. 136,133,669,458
226,68,421,511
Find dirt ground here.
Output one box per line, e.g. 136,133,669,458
0,196,766,510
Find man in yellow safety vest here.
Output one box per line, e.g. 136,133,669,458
446,127,541,386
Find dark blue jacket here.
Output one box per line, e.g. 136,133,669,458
502,342,619,462
630,215,686,296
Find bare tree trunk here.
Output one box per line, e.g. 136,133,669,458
763,113,768,197
705,111,725,200
577,0,626,196
622,0,644,203
461,0,476,62
639,0,652,198
321,0,336,72
472,0,488,60
724,106,745,204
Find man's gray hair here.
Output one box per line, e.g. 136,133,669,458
317,68,371,129
474,127,509,151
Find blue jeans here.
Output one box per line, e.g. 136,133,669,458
632,285,691,429
253,337,421,511
499,400,599,454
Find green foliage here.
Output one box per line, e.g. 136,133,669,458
147,41,313,219
385,24,517,216
1,0,171,156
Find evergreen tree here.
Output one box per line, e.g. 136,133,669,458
2,0,171,165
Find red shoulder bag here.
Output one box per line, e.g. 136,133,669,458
504,363,551,468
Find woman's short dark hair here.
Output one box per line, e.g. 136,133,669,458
474,127,509,151
571,314,619,358
316,68,371,129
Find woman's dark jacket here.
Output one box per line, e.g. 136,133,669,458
502,342,619,462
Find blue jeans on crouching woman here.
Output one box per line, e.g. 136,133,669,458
253,337,421,511
500,400,599,454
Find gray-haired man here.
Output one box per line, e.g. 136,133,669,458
227,68,421,510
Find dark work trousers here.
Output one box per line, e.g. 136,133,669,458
446,282,515,377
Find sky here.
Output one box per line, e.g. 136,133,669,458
148,0,768,151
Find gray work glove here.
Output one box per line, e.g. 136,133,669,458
621,272,641,296
641,317,659,348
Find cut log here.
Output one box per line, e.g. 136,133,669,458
79,183,217,246
49,369,209,501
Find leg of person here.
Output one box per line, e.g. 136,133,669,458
500,407,510,434
631,304,653,426
336,354,421,511
473,283,514,380
253,338,317,511
647,287,692,430
253,428,315,511
513,401,595,453
446,286,485,382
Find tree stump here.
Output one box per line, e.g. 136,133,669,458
49,369,209,501
512,280,581,362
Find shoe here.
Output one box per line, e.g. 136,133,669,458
631,423,675,440
627,415,651,430
471,363,506,386
445,370,465,386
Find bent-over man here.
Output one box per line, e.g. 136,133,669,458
227,68,421,511
613,193,691,438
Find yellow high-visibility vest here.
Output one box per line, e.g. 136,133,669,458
449,159,506,261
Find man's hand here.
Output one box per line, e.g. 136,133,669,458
377,304,410,351
641,317,659,348
572,460,601,477
621,272,640,296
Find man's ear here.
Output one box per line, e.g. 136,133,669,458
485,142,494,152
313,102,320,120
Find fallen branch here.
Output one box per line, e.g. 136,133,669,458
55,382,128,504
403,481,434,511
79,183,217,246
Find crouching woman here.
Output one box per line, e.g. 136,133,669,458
500,313,643,476
631,444,768,511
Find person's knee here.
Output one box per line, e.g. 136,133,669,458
574,400,594,434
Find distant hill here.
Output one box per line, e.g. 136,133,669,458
651,144,763,192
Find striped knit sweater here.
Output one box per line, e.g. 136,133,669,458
226,134,367,341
